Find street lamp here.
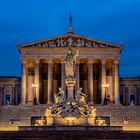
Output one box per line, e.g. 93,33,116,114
32,83,38,105
102,83,109,105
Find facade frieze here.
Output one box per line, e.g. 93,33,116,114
18,34,123,50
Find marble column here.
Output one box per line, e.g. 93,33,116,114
114,59,120,104
34,59,40,104
12,85,15,105
106,62,113,102
21,59,27,105
88,58,94,104
101,59,106,104
136,86,140,105
122,84,126,105
135,85,138,105
27,61,34,105
1,85,4,105
61,60,66,96
75,58,80,93
0,86,2,105
47,58,53,104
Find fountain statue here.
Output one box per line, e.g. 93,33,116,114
65,47,78,101
45,47,96,124
65,47,78,80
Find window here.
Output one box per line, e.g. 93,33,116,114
120,95,123,105
5,94,10,105
17,94,21,105
130,94,135,104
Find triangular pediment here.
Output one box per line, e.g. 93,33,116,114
18,33,123,49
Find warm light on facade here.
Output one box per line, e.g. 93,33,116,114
32,83,38,88
64,116,77,121
102,83,109,88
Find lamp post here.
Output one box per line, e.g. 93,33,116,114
32,83,38,105
102,83,109,105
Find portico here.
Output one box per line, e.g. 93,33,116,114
18,33,122,106
18,33,122,104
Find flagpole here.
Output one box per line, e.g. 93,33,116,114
69,12,72,28
68,12,73,34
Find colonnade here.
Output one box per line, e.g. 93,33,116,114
21,57,120,105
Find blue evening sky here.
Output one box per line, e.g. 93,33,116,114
0,0,140,77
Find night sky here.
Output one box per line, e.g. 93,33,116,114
0,0,140,77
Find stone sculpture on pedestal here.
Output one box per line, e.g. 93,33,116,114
45,47,96,124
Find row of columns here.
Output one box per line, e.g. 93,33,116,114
21,59,41,105
21,58,120,105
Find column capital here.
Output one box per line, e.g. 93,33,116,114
11,84,16,88
101,59,106,64
34,58,40,64
21,58,28,64
87,58,93,64
0,85,4,88
48,57,53,63
61,57,65,64
76,57,80,63
93,59,97,63
114,59,119,64
124,84,128,88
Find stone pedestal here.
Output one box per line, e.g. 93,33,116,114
66,79,76,101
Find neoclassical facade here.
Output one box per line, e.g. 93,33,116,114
0,32,140,106
17,32,123,105
1,31,140,130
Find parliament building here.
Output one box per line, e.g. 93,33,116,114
0,28,140,131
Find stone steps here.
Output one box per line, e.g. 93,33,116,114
0,105,140,130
